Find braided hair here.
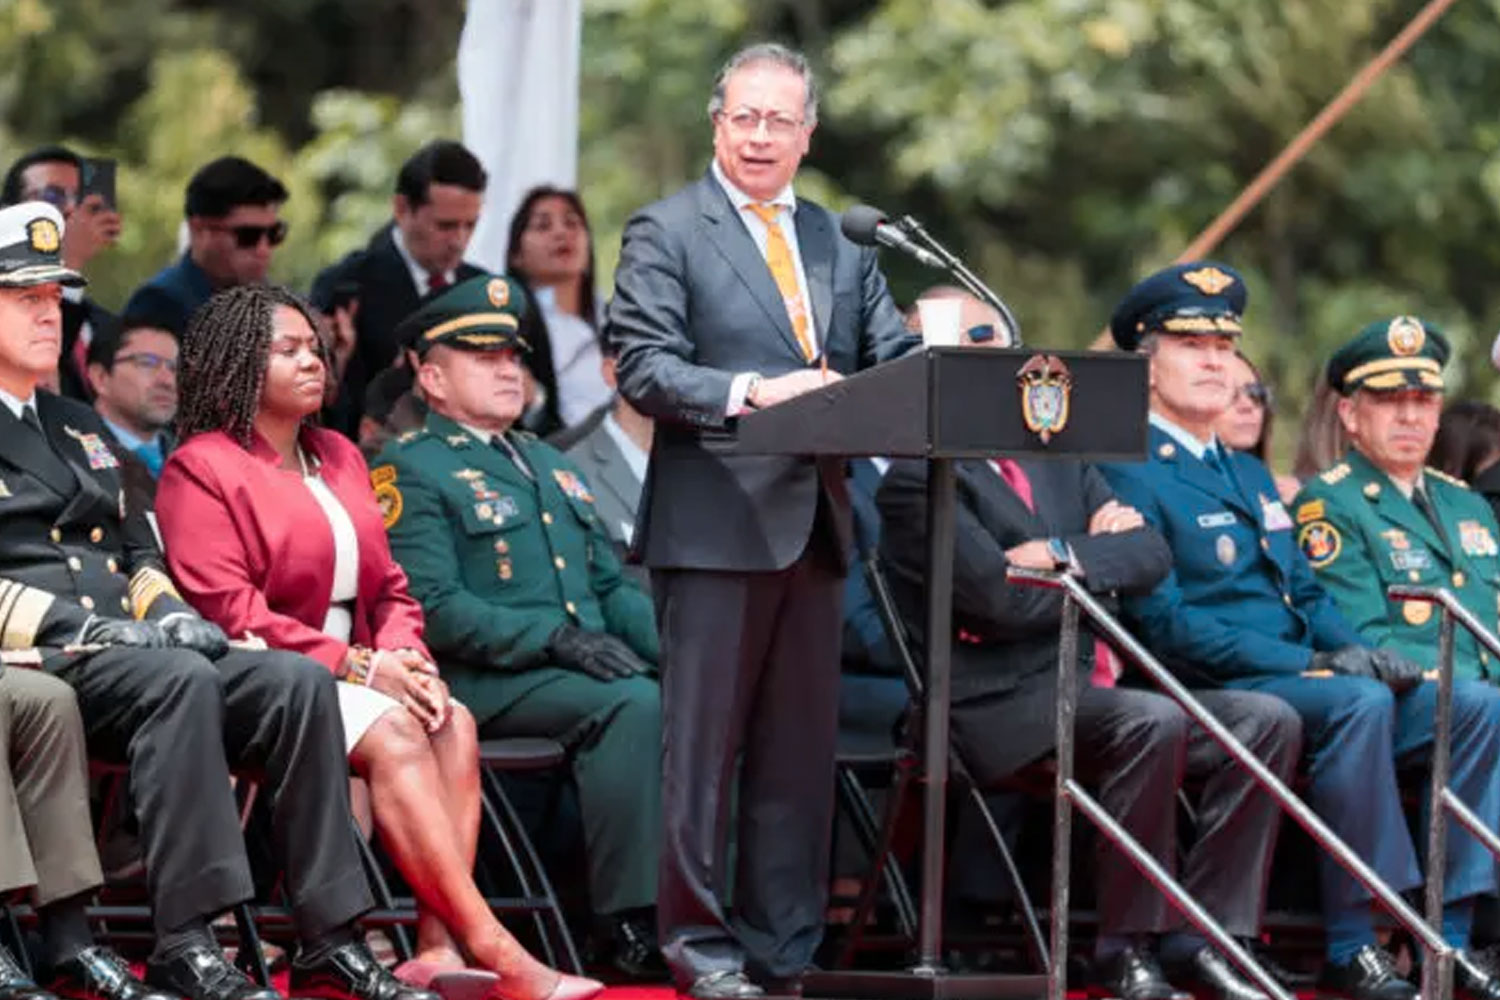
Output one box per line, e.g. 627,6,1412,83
177,284,323,447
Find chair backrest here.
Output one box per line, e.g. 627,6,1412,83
863,552,926,703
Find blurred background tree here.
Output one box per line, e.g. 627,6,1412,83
2,0,1497,465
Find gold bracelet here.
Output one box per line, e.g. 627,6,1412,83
343,645,374,684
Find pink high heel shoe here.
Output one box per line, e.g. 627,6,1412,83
394,958,501,1000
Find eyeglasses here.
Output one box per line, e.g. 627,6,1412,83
24,185,76,213
1234,382,1273,407
114,352,179,374
717,109,806,139
210,220,289,249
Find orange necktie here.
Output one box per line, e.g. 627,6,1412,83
748,203,815,361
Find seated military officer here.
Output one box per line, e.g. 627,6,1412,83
1099,264,1500,1000
1,666,176,1000
1293,318,1500,678
0,201,438,1000
372,275,663,978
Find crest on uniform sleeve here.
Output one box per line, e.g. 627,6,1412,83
1298,520,1342,568
1016,354,1072,445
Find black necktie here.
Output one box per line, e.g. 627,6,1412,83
1413,486,1450,549
19,404,43,436
492,434,533,480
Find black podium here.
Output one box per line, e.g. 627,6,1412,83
730,346,1150,1000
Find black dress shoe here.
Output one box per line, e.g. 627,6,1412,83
686,971,765,999
0,944,55,1000
1088,946,1191,1000
288,943,439,1000
608,913,666,981
1163,947,1268,1000
1453,949,1500,1000
144,945,279,1000
49,947,181,1000
1319,945,1418,1000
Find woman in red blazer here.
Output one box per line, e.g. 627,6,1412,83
156,286,599,1000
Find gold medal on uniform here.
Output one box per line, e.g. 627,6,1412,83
1403,600,1432,626
498,559,513,581
1216,534,1237,566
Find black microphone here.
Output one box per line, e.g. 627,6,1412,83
840,204,945,268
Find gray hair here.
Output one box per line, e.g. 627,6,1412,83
707,43,819,126
1137,332,1161,355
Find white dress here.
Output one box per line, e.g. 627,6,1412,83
302,471,401,754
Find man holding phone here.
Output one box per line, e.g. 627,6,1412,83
1,145,123,402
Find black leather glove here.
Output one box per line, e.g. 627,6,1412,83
160,613,230,660
548,625,649,682
1308,645,1378,680
1369,648,1426,692
80,616,169,649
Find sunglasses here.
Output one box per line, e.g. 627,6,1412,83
1234,382,1273,407
210,220,289,249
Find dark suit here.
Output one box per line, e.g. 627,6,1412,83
877,457,1299,937
122,252,213,336
1100,428,1500,913
0,392,372,941
310,224,484,437
58,297,116,403
607,170,917,986
563,409,648,590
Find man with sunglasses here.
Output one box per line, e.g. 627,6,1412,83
85,311,180,479
123,156,288,334
2,145,124,403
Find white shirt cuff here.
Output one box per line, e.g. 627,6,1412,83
728,372,756,416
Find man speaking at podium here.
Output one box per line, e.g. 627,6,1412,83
607,42,917,1000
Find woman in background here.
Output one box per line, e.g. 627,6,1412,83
155,285,602,1000
1215,351,1300,503
505,186,611,435
1432,400,1500,526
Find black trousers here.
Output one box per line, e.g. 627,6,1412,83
956,685,1300,937
653,548,844,988
48,646,372,942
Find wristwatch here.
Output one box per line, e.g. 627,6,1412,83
1046,537,1071,571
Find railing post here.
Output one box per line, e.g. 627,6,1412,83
1423,605,1457,1000
1048,594,1080,1000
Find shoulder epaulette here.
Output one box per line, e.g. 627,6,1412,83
1319,462,1351,485
1426,466,1470,490
394,429,427,446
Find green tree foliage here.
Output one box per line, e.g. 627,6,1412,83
4,0,1499,466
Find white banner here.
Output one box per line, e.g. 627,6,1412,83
458,0,583,274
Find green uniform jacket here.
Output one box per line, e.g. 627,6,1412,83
1292,448,1500,679
372,412,659,671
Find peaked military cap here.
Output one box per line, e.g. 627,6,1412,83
1109,261,1246,350
1327,316,1449,394
397,273,529,357
0,202,85,288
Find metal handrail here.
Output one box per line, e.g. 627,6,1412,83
1386,585,1500,881
1007,567,1453,1000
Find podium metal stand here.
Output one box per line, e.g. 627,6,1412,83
728,347,1150,999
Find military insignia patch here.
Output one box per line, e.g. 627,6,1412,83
1296,500,1325,524
1181,266,1235,295
553,469,595,503
1158,442,1176,459
1459,520,1499,557
487,278,510,307
1260,493,1293,531
1380,529,1410,551
1298,521,1342,568
1390,549,1430,572
1016,354,1072,445
1403,600,1432,626
454,469,483,480
375,482,403,529
1197,511,1235,529
27,217,60,253
498,559,513,581
1363,482,1381,499
447,434,471,447
1320,463,1351,485
370,464,397,487
63,426,119,470
1215,534,1237,566
1387,316,1425,357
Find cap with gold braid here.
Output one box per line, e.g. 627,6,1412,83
1327,316,1449,395
1109,260,1246,351
0,201,85,288
396,273,530,358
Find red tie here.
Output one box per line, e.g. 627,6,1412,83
427,271,450,294
991,459,1119,688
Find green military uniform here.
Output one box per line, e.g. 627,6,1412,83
372,275,661,917
1293,316,1500,680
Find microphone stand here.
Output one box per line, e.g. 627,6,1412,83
897,215,1025,347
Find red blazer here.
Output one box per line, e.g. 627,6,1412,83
156,426,429,672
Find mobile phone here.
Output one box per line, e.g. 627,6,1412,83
80,157,117,209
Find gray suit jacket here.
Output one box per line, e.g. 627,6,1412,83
565,413,643,550
607,171,917,572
